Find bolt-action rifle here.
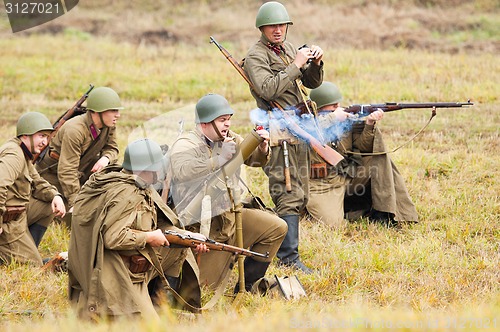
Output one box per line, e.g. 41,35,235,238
164,230,269,258
209,36,344,167
33,84,94,163
344,101,473,116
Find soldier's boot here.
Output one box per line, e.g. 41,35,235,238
276,214,313,274
234,257,270,293
29,223,47,248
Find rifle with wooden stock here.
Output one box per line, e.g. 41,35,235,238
33,84,94,163
344,101,473,116
164,230,269,259
209,36,344,167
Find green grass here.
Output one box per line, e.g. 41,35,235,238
1,5,500,331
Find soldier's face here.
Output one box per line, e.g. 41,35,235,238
23,131,50,154
201,114,231,141
137,170,158,185
319,103,340,112
261,24,287,44
101,109,121,127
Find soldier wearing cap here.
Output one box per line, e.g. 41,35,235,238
33,86,122,245
0,112,66,266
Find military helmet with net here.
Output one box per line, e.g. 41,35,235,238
122,138,165,172
16,112,54,136
310,82,343,109
255,1,293,28
85,87,124,113
195,93,234,123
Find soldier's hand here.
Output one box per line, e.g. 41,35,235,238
309,44,324,65
366,109,384,125
146,229,169,247
333,106,352,122
52,195,66,218
194,243,210,254
217,138,237,166
91,156,110,173
294,47,313,68
0,227,3,235
256,128,270,153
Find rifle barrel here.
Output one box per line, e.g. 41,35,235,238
345,101,474,114
165,230,269,258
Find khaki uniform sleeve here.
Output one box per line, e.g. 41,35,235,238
0,147,23,214
100,126,119,163
29,163,59,202
57,125,87,207
353,123,376,152
244,45,301,103
102,196,149,251
170,137,219,183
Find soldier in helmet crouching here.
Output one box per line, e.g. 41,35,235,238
0,112,66,266
68,138,208,321
32,86,122,246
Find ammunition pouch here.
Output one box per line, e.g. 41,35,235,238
2,206,26,223
310,163,327,179
121,254,151,273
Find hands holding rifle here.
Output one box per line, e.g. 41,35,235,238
144,229,210,254
365,110,384,125
329,107,384,125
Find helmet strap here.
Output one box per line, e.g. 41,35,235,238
211,121,224,141
29,135,36,155
98,112,108,128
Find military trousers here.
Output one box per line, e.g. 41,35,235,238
197,207,287,290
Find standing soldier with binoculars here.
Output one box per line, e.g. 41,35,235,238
243,1,326,274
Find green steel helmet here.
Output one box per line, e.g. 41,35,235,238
122,138,165,172
310,82,343,109
16,112,54,136
195,93,234,123
85,87,124,113
255,1,293,28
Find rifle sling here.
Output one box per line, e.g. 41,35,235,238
343,108,437,156
140,245,229,312
78,128,108,174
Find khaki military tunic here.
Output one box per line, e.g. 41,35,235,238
36,111,119,208
244,35,323,216
169,128,287,289
0,138,59,266
68,166,191,320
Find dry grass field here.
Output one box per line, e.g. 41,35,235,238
0,0,499,331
